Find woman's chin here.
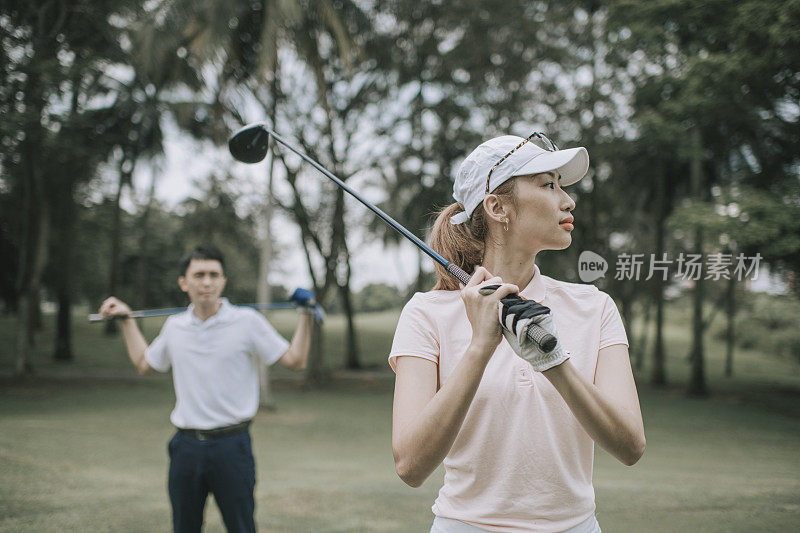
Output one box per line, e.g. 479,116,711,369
552,233,572,250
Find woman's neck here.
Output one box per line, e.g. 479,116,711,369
481,243,539,290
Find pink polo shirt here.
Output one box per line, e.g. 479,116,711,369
389,264,628,533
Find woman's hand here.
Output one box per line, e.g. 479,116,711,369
460,266,519,358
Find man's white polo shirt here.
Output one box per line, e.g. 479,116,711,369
144,298,290,430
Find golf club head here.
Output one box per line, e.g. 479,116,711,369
229,123,271,163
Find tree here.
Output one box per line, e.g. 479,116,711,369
0,0,140,372
354,283,404,312
167,0,372,377
101,2,202,334
668,187,800,376
608,0,800,394
366,2,640,293
179,173,261,304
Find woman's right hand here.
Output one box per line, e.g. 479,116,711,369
460,267,519,359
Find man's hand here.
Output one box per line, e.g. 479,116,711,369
99,297,132,320
98,297,151,373
290,288,316,307
499,296,569,372
290,288,324,324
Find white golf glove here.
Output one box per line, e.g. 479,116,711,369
498,296,569,372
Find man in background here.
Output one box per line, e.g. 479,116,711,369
99,244,314,533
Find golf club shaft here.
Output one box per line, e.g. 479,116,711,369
259,127,556,353
88,302,296,322
267,129,448,267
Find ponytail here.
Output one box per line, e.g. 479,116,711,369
429,180,516,291
430,203,485,291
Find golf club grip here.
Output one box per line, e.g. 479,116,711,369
445,263,557,353
87,312,140,322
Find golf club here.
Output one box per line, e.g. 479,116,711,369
88,302,296,322
228,123,557,353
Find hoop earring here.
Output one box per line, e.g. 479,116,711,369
501,217,509,232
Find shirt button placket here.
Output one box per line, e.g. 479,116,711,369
518,365,534,387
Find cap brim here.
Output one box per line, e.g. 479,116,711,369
512,147,589,186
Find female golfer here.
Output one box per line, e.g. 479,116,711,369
390,134,645,532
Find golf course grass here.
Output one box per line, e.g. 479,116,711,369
1,306,799,532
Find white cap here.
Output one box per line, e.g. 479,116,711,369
450,135,589,225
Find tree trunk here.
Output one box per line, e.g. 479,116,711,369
53,184,76,361
688,227,707,396
258,71,282,406
15,126,49,375
634,297,652,372
136,162,159,308
15,292,34,375
307,320,325,385
30,285,42,334
333,185,360,369
286,174,327,383
584,5,601,253
724,269,736,377
339,255,360,369
54,291,72,361
15,195,48,375
105,160,128,335
286,185,326,383
651,169,669,385
258,137,277,409
687,128,708,397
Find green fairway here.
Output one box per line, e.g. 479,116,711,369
1,378,799,532
1,306,799,531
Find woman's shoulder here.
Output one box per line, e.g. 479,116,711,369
541,274,611,303
399,290,464,328
404,289,462,309
395,290,462,338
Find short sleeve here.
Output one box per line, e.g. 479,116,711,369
388,293,440,372
144,319,173,372
599,292,629,350
247,310,290,366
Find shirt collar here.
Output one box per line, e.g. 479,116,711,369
186,297,231,326
519,264,547,303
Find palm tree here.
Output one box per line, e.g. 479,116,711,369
101,2,204,335
174,0,369,382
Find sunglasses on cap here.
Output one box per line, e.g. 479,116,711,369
485,132,559,194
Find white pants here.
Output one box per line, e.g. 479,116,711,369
430,513,601,533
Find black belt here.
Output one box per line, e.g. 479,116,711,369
179,420,251,441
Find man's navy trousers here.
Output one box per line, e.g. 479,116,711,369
167,429,256,533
